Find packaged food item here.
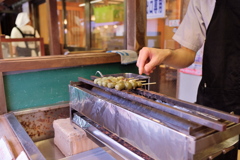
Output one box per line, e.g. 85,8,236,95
53,118,98,156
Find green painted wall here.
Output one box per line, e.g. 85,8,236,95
4,63,138,111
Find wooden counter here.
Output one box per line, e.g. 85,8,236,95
0,52,121,72
0,52,139,115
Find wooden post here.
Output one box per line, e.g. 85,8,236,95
0,36,6,114
0,35,4,59
84,0,91,51
0,72,7,114
46,0,61,55
39,38,45,56
126,0,146,52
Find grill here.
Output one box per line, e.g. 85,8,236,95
69,76,240,160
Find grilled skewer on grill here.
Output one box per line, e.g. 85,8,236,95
93,76,155,90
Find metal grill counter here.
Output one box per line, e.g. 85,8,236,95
69,77,240,160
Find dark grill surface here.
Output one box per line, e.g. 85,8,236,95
94,124,154,160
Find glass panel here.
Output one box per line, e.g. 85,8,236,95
1,39,44,58
90,0,125,50
0,1,47,58
57,0,86,52
57,0,125,52
146,0,181,49
146,0,181,97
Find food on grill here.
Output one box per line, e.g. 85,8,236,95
129,79,138,89
93,76,145,90
115,83,125,90
137,81,142,87
107,82,116,88
93,78,100,84
124,81,133,90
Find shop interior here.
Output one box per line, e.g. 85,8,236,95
0,0,182,98
0,0,239,160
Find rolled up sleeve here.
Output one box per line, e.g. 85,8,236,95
173,0,207,52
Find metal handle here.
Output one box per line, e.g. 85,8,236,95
222,145,235,154
208,145,235,159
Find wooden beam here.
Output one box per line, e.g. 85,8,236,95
135,0,147,52
84,0,91,50
0,72,7,114
0,35,3,59
0,53,120,72
126,0,146,52
126,0,136,51
46,0,61,55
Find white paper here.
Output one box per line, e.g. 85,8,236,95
16,151,29,160
0,137,14,160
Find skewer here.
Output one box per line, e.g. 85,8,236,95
142,82,156,85
95,71,104,77
138,80,146,83
128,78,147,82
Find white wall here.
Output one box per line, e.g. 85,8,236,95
177,72,201,103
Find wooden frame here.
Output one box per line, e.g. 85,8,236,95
0,52,120,72
0,72,7,114
0,37,45,59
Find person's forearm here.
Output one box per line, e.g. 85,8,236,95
163,47,196,69
137,46,196,75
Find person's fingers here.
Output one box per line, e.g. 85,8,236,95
137,47,162,75
143,66,156,75
144,58,159,75
137,47,150,75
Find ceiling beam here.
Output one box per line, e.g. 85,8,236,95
11,0,30,9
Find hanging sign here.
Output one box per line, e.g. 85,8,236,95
94,4,124,23
147,0,166,19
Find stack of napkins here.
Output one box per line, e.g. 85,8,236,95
107,50,138,65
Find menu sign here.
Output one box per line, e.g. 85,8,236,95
147,0,166,19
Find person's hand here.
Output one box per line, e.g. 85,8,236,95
136,47,171,75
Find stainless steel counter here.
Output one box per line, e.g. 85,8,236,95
35,138,116,160
3,104,119,160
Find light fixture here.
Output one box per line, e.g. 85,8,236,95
79,0,102,7
79,3,85,7
90,0,102,4
91,15,96,21
64,19,67,25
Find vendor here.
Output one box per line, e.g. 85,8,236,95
137,0,240,159
10,12,40,57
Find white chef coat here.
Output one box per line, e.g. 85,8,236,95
10,25,40,48
173,0,216,52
